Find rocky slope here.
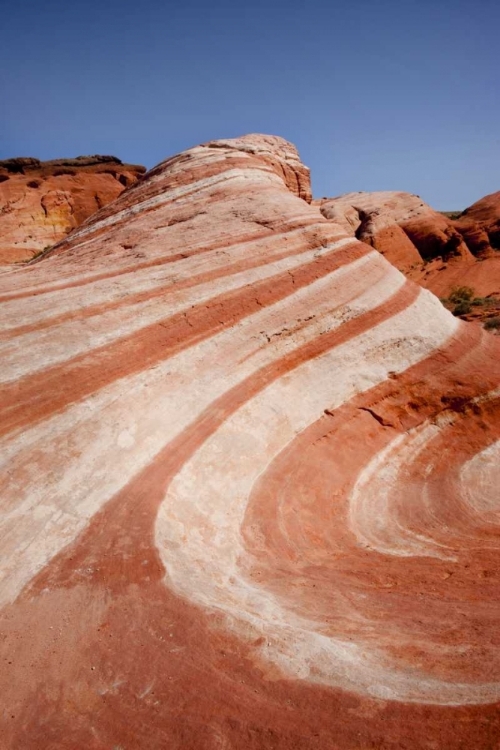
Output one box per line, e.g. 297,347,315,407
317,191,500,325
1,135,500,749
0,155,145,263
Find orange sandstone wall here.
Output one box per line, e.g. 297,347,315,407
0,155,145,263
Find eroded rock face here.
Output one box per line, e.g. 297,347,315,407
1,135,500,749
317,191,500,323
0,155,145,263
456,190,500,255
316,191,474,269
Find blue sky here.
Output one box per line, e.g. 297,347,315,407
1,0,498,208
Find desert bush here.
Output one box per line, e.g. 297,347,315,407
484,317,500,330
448,286,474,304
442,286,498,320
452,299,472,316
471,297,495,307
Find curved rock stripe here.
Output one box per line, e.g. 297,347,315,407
1,134,500,748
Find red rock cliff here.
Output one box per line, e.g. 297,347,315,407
0,155,145,263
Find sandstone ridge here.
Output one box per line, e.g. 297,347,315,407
1,134,500,749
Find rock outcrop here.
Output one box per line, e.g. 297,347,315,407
456,190,500,256
1,135,500,749
317,191,500,325
317,191,473,270
0,155,145,263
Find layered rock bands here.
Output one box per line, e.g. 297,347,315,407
0,135,499,749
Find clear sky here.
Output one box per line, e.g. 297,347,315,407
1,0,498,209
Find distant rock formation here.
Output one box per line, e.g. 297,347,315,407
316,191,473,268
0,155,145,263
317,190,500,324
455,190,500,256
1,136,500,748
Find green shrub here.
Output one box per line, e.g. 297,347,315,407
471,297,495,307
442,285,499,320
484,317,500,330
448,286,474,304
453,300,472,316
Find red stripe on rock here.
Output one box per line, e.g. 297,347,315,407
0,241,371,437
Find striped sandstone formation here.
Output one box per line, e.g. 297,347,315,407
0,155,145,264
1,135,500,748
